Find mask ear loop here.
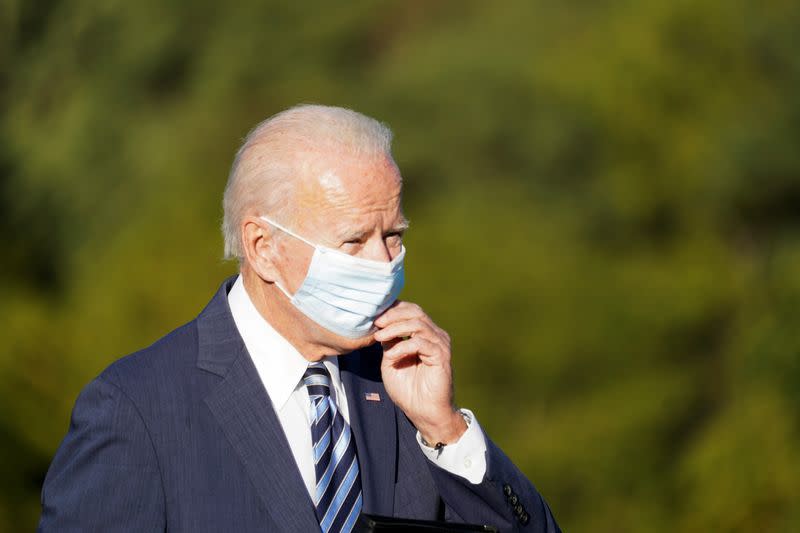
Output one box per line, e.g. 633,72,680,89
260,215,316,247
273,280,295,300
259,215,315,299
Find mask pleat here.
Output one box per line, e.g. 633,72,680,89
267,218,406,338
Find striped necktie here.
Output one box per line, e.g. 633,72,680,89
303,363,363,533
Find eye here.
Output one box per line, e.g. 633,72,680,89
384,231,404,244
341,237,364,250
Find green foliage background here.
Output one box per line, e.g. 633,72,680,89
2,0,799,530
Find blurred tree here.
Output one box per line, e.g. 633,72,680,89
1,0,798,530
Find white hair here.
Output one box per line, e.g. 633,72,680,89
222,104,394,261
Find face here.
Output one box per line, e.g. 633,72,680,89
267,149,408,350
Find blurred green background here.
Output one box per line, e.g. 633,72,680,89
2,0,800,530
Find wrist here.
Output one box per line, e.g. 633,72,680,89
419,409,468,446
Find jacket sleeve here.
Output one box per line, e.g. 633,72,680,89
426,436,561,533
38,377,166,532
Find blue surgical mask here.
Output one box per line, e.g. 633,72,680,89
260,216,405,338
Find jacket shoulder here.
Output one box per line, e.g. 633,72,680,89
98,319,199,396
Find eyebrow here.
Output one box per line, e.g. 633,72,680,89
339,218,410,241
390,218,410,234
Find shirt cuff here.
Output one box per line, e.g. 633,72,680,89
415,408,488,484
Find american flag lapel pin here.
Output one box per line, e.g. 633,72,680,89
364,392,381,402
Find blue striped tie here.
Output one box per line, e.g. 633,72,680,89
303,363,363,533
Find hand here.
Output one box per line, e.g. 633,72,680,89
373,301,467,444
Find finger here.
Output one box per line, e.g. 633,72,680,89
374,301,425,328
383,336,442,365
373,318,430,342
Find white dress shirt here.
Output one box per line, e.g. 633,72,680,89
227,275,487,495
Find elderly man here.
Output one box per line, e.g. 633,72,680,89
39,105,560,532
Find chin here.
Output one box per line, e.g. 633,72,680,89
326,330,377,354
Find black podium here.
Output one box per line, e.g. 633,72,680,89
355,513,498,532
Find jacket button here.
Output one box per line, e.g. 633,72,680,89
502,484,512,497
509,494,519,506
514,503,525,517
519,511,530,525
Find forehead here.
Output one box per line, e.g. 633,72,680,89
294,151,405,237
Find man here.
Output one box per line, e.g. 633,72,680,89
39,105,560,532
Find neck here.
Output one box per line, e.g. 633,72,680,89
240,266,366,361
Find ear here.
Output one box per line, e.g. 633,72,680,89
241,216,282,282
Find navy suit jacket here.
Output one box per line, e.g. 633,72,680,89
39,278,560,532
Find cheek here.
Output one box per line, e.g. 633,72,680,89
278,242,314,291
388,238,404,256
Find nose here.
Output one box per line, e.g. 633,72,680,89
361,235,393,263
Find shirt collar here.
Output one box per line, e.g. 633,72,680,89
228,275,307,411
227,275,343,411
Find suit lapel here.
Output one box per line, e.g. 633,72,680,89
197,278,319,532
195,278,400,525
340,348,397,517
